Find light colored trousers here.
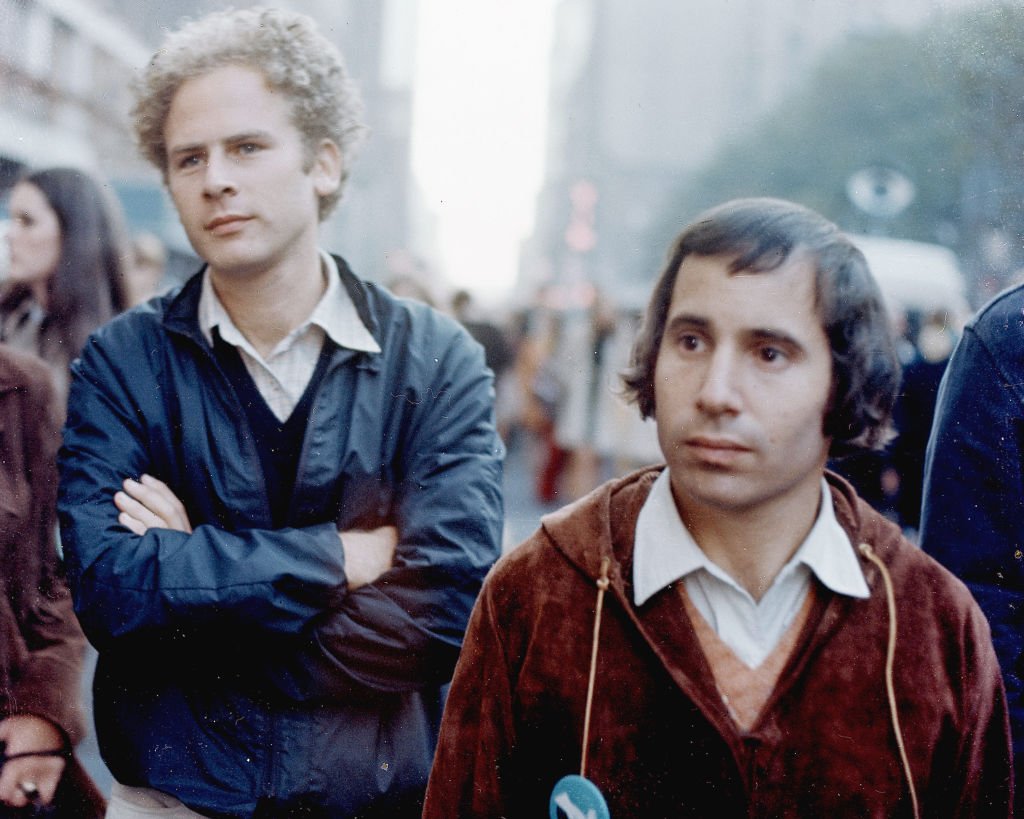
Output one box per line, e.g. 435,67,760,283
105,783,211,818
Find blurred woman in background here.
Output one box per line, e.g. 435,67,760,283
2,166,128,404
0,345,105,817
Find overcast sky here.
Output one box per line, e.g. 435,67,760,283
411,1,557,305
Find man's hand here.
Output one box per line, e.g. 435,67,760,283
0,715,65,808
114,474,193,535
340,526,398,589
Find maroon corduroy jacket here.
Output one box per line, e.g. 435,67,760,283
424,467,1013,817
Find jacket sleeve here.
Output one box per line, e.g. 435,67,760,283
919,324,1024,766
6,589,88,747
58,333,349,650
8,362,88,744
949,600,1014,817
422,572,516,818
277,325,505,697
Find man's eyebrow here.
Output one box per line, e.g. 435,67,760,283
664,313,710,333
224,130,274,144
168,141,206,157
664,314,809,351
168,131,275,155
748,327,806,351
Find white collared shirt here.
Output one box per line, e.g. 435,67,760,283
633,469,869,669
198,251,380,421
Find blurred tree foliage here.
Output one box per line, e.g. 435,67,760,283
656,2,1024,302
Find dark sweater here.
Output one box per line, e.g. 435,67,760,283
212,333,332,527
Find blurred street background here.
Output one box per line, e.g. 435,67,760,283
5,0,1024,793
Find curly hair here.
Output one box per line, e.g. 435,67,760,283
132,6,366,219
621,197,900,458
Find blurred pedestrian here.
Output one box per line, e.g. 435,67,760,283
921,283,1024,815
450,288,514,379
450,288,517,450
551,286,617,501
523,301,569,503
891,310,956,534
0,345,105,818
1,167,128,404
124,232,168,308
385,272,437,307
58,7,502,818
425,198,1011,818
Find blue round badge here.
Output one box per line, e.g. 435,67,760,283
549,774,610,819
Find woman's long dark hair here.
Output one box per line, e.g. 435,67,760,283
2,166,129,361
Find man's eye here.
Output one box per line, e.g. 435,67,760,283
177,154,202,170
237,143,261,155
758,346,786,363
679,334,703,351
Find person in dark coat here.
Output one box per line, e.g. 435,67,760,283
57,7,503,818
921,282,1024,816
0,345,104,817
891,311,955,533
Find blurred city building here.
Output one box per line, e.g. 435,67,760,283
0,0,148,186
520,0,985,305
0,0,433,287
511,0,989,502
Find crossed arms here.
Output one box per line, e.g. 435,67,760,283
115,474,396,590
58,316,504,699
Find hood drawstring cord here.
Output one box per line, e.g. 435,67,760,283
859,541,920,819
576,548,920,816
580,556,611,779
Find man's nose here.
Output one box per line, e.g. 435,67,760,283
695,348,742,415
202,152,237,199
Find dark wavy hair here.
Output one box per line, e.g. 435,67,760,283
621,197,900,458
1,167,129,363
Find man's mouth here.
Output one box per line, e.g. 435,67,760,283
205,214,252,233
686,435,750,451
685,435,752,465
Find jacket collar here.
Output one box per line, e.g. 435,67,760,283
540,465,876,596
631,471,868,607
162,253,384,360
197,252,380,355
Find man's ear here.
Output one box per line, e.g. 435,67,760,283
311,139,343,197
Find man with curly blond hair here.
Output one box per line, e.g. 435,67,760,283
58,7,504,817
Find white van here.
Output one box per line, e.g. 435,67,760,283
847,233,971,327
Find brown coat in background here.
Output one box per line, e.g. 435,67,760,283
0,346,104,816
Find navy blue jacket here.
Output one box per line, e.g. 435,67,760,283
920,283,1024,792
57,257,504,817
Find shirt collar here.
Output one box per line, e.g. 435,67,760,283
633,469,869,606
198,250,381,354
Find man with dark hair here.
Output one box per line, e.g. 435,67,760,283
57,7,503,817
424,198,1011,818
